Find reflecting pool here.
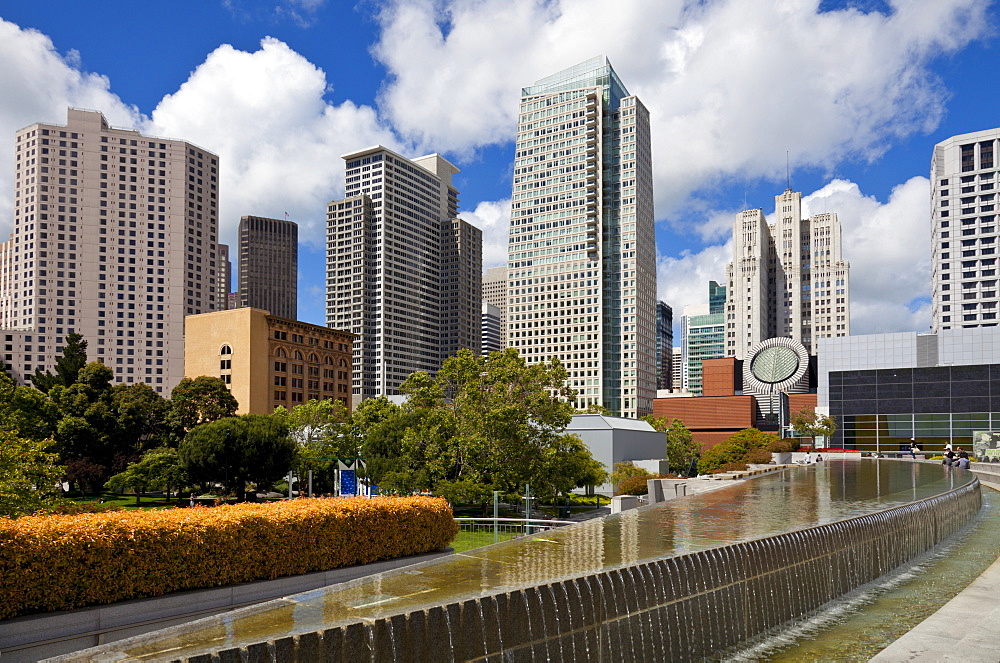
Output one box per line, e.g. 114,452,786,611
80,460,978,661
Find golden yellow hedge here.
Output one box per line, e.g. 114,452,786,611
0,496,457,619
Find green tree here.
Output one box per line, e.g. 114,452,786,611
179,414,294,501
47,362,119,489
30,332,88,393
699,428,779,474
169,376,239,433
611,461,653,486
111,382,171,453
0,430,64,517
665,419,701,473
0,378,59,442
275,398,352,493
790,408,838,447
106,447,189,505
641,416,701,474
398,348,595,501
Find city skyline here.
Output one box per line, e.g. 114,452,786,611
0,1,997,339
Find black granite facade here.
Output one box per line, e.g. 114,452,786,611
829,364,1000,450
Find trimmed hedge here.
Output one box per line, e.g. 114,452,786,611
0,496,457,620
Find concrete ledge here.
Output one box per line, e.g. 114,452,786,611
0,549,451,663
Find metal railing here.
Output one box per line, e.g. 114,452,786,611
453,517,572,551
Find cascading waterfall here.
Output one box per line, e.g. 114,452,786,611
56,462,983,663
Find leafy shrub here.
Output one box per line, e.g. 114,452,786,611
746,449,774,464
716,462,749,473
767,439,799,453
699,428,779,474
615,474,662,496
611,462,652,486
0,496,456,619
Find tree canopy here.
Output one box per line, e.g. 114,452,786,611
106,447,188,505
699,428,778,474
168,376,239,432
0,430,64,517
179,414,293,501
372,348,606,501
791,407,838,446
31,332,88,393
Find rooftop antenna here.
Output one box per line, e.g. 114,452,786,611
743,190,748,211
786,150,790,191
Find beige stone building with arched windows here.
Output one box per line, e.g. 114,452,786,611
184,307,353,414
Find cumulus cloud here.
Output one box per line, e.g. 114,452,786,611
147,37,402,248
658,177,933,335
657,243,731,319
803,177,932,334
372,0,987,216
459,198,510,269
0,19,141,235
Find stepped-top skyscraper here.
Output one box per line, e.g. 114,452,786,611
326,146,481,409
237,215,297,320
506,56,656,417
725,189,850,358
931,128,1000,332
1,108,222,393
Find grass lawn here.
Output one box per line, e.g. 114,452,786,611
63,491,184,510
451,528,520,553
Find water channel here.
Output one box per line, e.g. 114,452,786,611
67,460,982,661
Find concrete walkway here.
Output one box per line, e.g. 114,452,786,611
872,478,1000,662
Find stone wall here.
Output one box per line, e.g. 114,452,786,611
76,478,981,662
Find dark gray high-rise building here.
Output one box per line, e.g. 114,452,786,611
656,301,674,391
238,215,297,320
218,243,232,311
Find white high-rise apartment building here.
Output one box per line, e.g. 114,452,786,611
507,56,656,417
2,108,221,392
725,189,850,358
482,265,508,348
931,128,1000,331
326,146,481,409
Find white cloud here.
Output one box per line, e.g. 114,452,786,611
659,176,933,336
0,19,141,236
657,243,731,318
459,198,510,269
803,177,932,334
146,37,402,248
372,0,987,215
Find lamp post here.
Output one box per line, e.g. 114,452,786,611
224,428,231,499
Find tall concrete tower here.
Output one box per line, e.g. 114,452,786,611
506,56,656,417
237,215,297,320
1,108,221,393
326,146,481,409
725,189,850,359
931,128,1000,331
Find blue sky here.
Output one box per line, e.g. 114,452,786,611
0,0,997,337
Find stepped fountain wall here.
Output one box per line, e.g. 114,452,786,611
115,477,981,662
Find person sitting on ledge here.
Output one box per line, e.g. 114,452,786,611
815,454,823,462
802,452,813,464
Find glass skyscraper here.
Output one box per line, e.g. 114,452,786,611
506,56,656,417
